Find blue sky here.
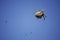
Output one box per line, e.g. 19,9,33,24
0,0,60,40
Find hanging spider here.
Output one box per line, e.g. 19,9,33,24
35,10,47,20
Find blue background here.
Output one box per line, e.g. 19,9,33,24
0,0,60,40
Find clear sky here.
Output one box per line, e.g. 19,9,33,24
0,0,60,40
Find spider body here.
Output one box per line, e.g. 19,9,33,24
35,10,46,20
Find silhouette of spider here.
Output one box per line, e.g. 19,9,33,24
35,10,47,20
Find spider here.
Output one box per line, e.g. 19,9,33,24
35,10,47,20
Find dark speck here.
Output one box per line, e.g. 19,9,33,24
30,32,32,34
5,20,8,24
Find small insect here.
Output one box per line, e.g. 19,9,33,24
35,10,46,20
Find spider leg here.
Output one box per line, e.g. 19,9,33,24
43,16,45,20
45,15,47,18
43,15,45,20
